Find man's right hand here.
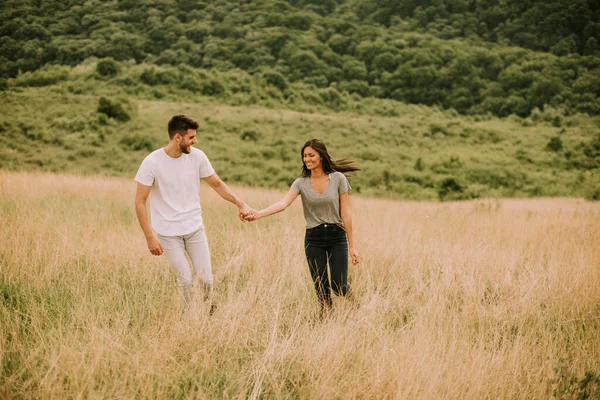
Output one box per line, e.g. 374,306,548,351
244,210,262,222
147,237,164,256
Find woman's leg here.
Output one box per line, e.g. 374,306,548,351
328,232,350,297
305,238,332,308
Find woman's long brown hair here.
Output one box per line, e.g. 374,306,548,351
300,139,360,177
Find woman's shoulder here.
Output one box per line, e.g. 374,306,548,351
331,171,347,180
291,176,307,187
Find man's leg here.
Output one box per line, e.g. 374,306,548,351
157,234,194,308
184,226,214,302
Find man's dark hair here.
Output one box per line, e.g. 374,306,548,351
168,114,199,139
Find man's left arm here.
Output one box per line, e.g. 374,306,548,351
202,174,253,220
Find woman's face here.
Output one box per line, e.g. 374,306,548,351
303,146,322,171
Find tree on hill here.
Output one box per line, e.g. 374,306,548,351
1,0,599,117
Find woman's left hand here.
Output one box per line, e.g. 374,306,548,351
350,247,360,265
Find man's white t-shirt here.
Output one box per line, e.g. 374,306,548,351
135,147,215,236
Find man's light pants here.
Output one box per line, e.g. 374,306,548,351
157,226,213,308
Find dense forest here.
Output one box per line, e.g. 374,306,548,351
1,0,600,117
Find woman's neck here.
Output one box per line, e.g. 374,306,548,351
310,168,326,179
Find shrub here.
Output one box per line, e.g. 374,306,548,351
201,79,225,96
552,360,600,399
337,80,370,97
97,98,130,122
14,66,70,87
438,177,466,201
96,58,120,77
156,70,178,85
442,156,463,169
120,134,153,151
262,70,288,91
140,68,157,85
546,136,563,152
585,186,600,201
240,130,260,142
414,157,425,171
360,151,379,161
283,12,314,30
429,123,449,136
288,50,326,78
318,88,345,109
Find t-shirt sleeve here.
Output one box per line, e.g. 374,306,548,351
134,156,155,186
337,172,351,194
291,178,301,192
199,151,216,178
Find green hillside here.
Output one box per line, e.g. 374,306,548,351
1,65,599,200
1,0,599,200
1,0,599,117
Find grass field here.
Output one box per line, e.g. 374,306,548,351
1,170,599,398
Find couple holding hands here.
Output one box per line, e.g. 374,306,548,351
135,115,360,312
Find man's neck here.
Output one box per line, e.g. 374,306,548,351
163,142,183,158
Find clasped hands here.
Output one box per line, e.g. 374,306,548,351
238,204,260,222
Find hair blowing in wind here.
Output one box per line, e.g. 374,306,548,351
301,139,360,177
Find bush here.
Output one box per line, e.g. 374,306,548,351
120,134,153,151
584,185,600,201
140,68,157,85
240,130,260,142
201,79,225,96
429,123,449,136
414,157,425,171
14,66,70,87
318,88,345,109
337,80,370,97
262,70,288,91
97,98,130,122
546,136,563,152
438,177,465,201
96,58,120,77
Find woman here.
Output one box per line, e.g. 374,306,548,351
246,139,360,309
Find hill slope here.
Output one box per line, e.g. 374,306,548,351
1,70,599,200
1,0,599,117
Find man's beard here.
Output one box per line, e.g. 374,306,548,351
180,143,191,154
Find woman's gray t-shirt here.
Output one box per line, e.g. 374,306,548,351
290,171,351,229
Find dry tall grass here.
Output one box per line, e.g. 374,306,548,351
1,171,599,399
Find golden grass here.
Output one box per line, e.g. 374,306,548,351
1,170,599,399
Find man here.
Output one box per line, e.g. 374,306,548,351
134,114,252,309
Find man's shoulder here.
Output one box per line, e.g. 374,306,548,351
139,148,162,166
190,147,206,155
143,148,163,161
190,147,209,160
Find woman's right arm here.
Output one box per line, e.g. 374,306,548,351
249,189,299,221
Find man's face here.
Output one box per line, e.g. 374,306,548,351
178,129,197,154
